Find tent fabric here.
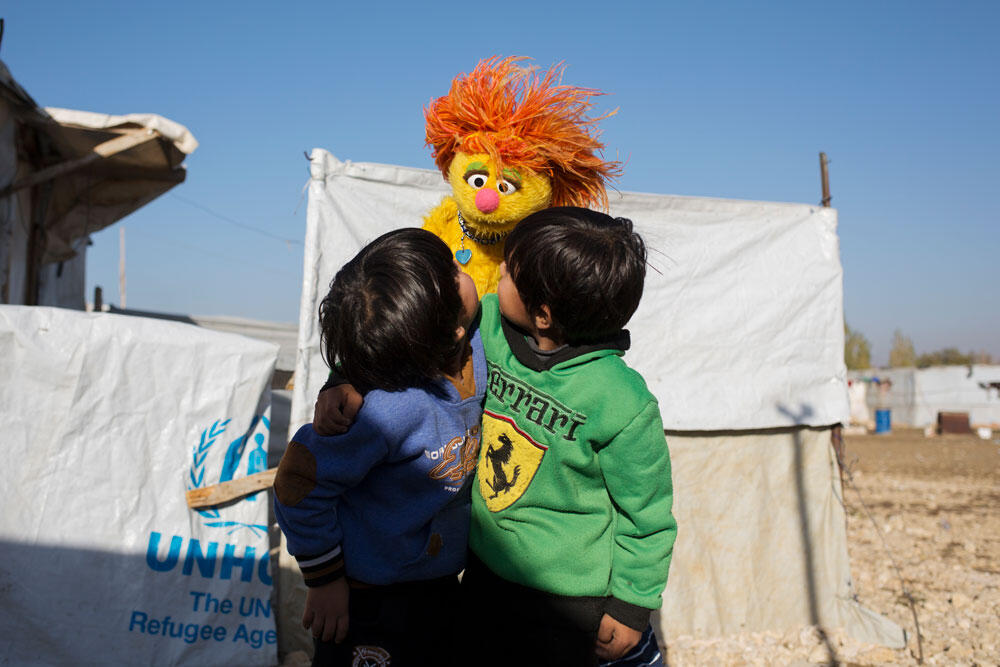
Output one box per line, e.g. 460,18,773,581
0,58,198,309
45,107,198,156
282,150,903,651
291,150,850,435
849,366,1000,427
34,107,197,263
663,428,902,646
0,56,198,264
847,380,872,425
0,306,279,665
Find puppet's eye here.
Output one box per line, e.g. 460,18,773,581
497,179,518,194
466,173,488,189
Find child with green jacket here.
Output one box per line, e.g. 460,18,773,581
462,207,675,666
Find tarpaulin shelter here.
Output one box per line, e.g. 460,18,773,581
0,306,280,665
282,150,906,656
0,58,197,309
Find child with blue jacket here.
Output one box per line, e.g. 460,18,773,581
274,228,482,666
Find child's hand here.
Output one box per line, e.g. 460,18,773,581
303,578,350,643
313,385,363,436
595,613,641,661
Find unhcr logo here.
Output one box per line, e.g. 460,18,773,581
188,416,270,537
145,532,272,585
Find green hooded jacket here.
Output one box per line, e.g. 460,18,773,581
470,293,677,628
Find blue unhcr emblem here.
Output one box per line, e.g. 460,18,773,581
188,416,270,537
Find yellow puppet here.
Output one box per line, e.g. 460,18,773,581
423,56,622,296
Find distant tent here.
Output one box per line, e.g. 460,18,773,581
282,151,905,655
849,366,1000,427
0,58,197,309
848,379,873,427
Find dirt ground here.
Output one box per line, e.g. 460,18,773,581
662,428,1000,666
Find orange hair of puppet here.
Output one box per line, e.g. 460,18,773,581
424,56,622,210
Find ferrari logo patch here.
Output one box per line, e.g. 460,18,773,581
478,410,547,512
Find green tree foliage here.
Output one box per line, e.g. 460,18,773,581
970,350,995,364
844,323,872,370
916,348,971,368
888,330,916,367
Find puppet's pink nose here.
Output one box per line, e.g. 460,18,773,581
475,189,500,213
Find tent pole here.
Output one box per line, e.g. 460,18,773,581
819,152,831,207
24,180,53,305
119,226,126,309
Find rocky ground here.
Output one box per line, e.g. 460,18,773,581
662,428,1000,666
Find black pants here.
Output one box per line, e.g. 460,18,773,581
461,551,602,667
311,574,462,667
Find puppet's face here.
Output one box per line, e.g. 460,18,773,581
447,152,552,231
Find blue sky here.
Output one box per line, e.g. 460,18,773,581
4,1,997,364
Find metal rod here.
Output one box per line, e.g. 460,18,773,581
819,152,831,207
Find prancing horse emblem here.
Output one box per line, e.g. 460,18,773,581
485,433,521,498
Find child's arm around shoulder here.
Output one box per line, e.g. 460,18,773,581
313,369,363,436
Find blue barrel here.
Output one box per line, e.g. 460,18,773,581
875,409,891,433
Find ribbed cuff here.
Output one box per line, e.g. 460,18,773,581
296,545,345,588
605,597,652,632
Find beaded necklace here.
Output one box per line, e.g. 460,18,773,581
455,210,508,264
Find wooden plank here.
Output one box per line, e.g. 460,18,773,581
186,468,277,509
0,130,159,199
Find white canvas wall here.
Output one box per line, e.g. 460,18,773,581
0,307,280,666
663,428,901,645
291,151,850,436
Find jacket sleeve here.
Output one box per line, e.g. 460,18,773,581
598,399,677,629
273,421,388,586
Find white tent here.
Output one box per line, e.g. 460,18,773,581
849,366,1000,427
281,150,905,655
0,306,279,666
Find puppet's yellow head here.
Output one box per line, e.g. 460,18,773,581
426,56,621,234
446,151,551,234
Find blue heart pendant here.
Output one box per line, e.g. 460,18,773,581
455,248,472,265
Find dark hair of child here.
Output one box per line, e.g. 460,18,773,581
319,228,463,394
503,206,647,344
